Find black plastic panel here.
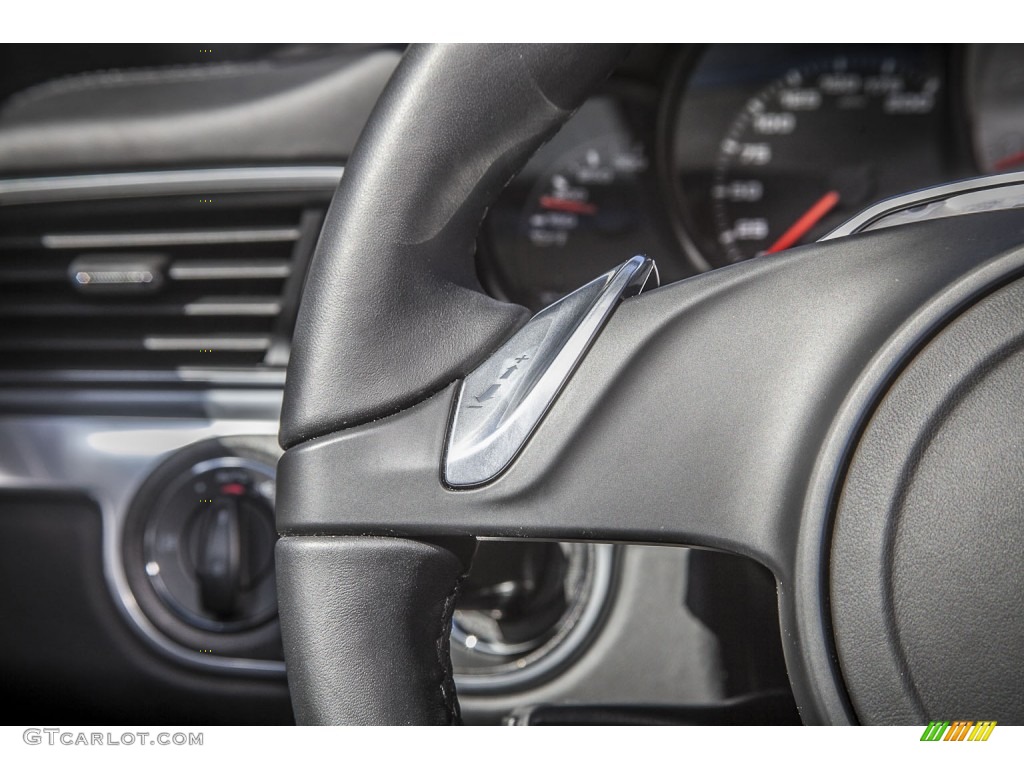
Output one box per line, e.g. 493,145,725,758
0,490,292,724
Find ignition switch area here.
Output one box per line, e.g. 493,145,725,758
451,541,616,692
144,457,277,632
121,437,284,663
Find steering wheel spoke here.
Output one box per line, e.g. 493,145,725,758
281,211,1022,558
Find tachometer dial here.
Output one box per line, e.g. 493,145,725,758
713,58,942,262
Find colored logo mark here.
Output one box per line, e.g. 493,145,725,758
920,721,997,741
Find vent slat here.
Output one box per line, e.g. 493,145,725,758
0,335,272,352
183,298,282,316
0,268,67,283
169,259,292,281
143,336,273,352
0,297,282,318
41,228,301,249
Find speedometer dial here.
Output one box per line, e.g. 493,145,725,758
668,46,955,267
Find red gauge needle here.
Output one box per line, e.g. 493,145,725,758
538,195,598,215
992,150,1024,172
765,190,841,254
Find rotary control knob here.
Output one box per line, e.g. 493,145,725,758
190,485,274,620
143,458,277,632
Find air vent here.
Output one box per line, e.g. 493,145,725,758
0,179,331,375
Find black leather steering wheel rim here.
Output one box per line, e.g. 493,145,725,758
278,43,632,725
277,44,1024,725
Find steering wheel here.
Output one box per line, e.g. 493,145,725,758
274,44,1024,725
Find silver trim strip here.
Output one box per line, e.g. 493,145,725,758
445,255,656,488
0,166,344,207
823,170,1024,240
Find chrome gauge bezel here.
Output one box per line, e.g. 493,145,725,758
451,542,617,693
142,456,279,634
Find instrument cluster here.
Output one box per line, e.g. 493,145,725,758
482,44,1024,304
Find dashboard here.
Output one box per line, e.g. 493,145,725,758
0,43,1018,726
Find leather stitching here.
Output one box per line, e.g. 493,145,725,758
435,567,467,725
